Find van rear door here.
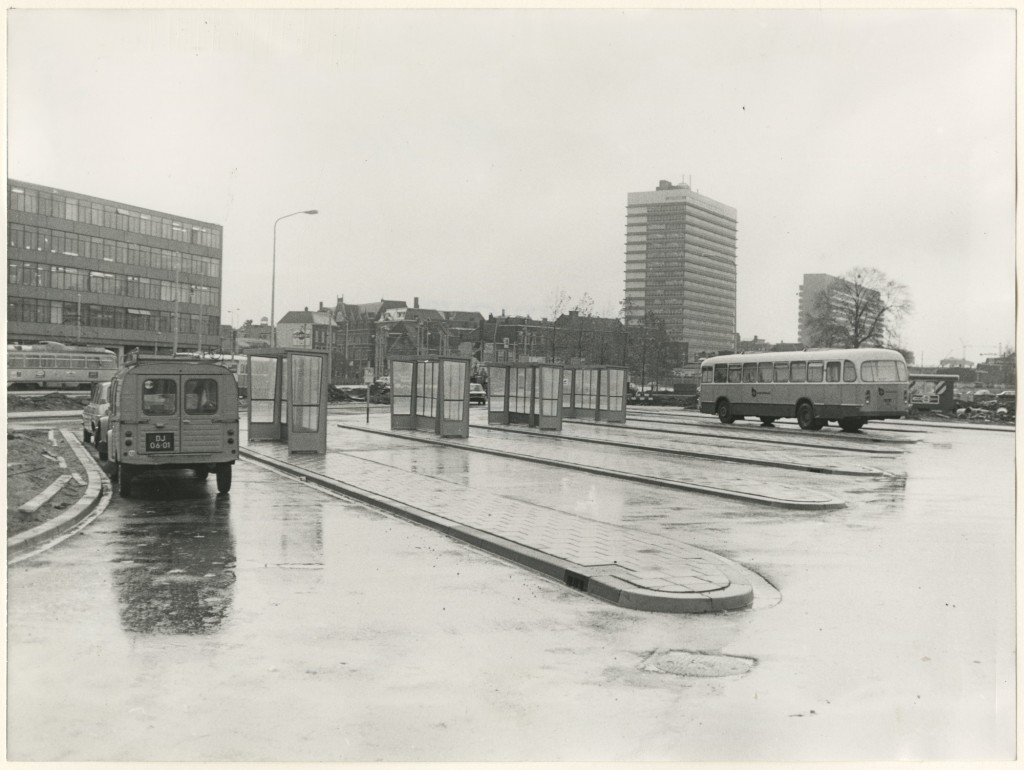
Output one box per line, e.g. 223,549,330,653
138,374,182,455
181,374,232,453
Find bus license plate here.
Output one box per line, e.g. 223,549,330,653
145,433,175,452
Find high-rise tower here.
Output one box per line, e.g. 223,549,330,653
624,179,737,361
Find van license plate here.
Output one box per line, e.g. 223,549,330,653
145,433,175,452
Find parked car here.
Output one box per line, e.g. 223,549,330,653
469,382,487,404
369,382,391,404
82,381,111,446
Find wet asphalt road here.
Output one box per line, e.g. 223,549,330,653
6,412,1016,762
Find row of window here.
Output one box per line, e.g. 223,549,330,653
8,353,113,369
9,259,219,306
704,359,908,385
9,224,221,277
9,186,221,248
8,296,219,336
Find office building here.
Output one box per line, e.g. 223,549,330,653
624,179,737,361
8,179,223,357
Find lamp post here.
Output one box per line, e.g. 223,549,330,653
271,209,318,347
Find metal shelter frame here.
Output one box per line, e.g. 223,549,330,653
562,365,628,423
389,355,471,438
245,347,329,453
487,362,564,430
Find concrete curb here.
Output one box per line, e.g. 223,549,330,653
479,423,886,477
337,423,846,510
239,447,754,614
8,431,112,562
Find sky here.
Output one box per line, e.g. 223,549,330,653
6,7,1017,366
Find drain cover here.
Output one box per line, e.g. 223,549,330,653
640,649,755,678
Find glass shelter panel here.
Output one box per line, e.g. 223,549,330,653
416,361,437,418
489,365,508,414
392,360,414,415
605,368,625,413
539,366,559,417
248,356,278,424
511,367,533,414
442,360,467,421
290,354,322,432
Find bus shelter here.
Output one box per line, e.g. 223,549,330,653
389,355,471,438
245,348,329,453
487,362,564,430
562,365,627,423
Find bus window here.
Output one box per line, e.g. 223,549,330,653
714,364,728,383
826,361,841,382
757,362,773,383
896,361,908,381
742,363,757,383
773,362,789,382
791,361,807,382
807,362,824,382
701,367,712,383
728,365,742,383
843,360,857,382
142,378,177,415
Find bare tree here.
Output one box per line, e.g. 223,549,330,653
803,267,913,348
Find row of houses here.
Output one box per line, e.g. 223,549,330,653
221,298,634,385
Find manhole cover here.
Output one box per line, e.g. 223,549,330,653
640,649,755,678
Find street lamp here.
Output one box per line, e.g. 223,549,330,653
271,209,318,347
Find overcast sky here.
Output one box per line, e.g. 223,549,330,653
7,8,1016,365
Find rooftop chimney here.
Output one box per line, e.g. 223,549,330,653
414,297,419,309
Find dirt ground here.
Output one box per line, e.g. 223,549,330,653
8,391,91,412
7,429,89,537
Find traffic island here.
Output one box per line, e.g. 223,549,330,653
8,429,111,562
240,443,774,614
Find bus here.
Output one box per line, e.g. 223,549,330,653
7,341,119,390
698,348,910,432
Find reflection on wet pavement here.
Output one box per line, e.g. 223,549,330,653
112,482,236,635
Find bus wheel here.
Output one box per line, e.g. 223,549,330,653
839,418,866,432
194,468,210,480
759,417,776,426
717,399,736,424
796,402,821,431
216,464,232,494
118,464,133,497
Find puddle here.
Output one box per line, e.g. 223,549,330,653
640,649,755,677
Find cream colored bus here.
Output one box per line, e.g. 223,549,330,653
699,348,909,432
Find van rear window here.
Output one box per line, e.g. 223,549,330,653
142,378,177,415
185,379,219,414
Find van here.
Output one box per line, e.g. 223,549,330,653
102,355,239,496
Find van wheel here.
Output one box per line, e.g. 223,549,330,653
839,418,866,432
97,439,108,462
216,464,232,494
194,468,210,480
760,417,776,426
717,399,736,424
796,402,821,431
118,464,133,497
83,428,91,444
